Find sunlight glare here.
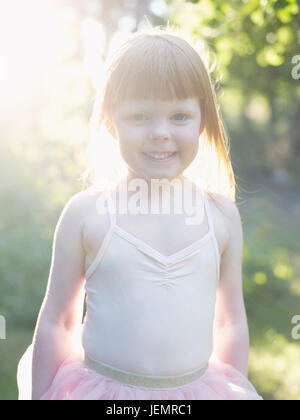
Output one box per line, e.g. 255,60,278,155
0,0,69,110
80,18,106,89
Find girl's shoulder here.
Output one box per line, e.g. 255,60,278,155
69,187,109,218
60,188,108,235
205,190,240,223
67,188,107,210
204,190,242,256
69,189,111,259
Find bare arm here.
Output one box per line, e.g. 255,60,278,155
31,192,87,400
212,196,249,376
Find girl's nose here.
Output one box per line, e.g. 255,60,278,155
149,132,170,141
149,121,171,141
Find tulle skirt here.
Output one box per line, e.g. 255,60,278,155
17,344,263,400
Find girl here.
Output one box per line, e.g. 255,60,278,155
17,25,263,400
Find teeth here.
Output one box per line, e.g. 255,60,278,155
145,152,175,159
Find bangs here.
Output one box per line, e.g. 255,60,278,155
106,36,206,110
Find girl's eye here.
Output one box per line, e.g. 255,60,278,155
172,113,189,121
130,114,148,121
128,113,189,122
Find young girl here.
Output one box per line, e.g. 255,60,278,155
17,25,263,400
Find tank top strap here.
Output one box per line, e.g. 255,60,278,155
202,190,221,283
85,190,116,281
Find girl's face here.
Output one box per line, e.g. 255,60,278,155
112,98,203,182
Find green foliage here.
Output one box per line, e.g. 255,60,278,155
167,0,300,175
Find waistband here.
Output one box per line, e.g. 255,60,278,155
84,354,208,389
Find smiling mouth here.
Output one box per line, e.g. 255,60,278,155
143,151,178,161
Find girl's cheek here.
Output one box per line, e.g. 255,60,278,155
177,127,198,143
125,124,146,136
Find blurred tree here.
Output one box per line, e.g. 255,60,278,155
167,0,300,180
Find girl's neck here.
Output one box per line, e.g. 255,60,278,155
116,173,196,212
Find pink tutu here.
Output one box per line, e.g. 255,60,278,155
17,344,263,400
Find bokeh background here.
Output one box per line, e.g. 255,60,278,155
1,0,300,400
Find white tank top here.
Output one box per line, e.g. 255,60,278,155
82,188,220,376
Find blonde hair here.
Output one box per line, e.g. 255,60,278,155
81,24,237,202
